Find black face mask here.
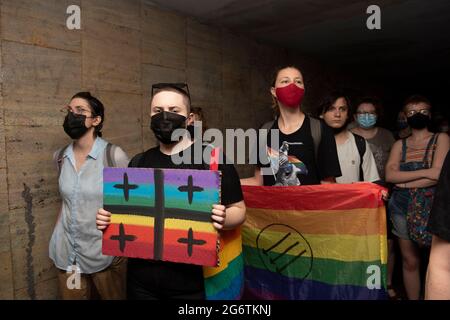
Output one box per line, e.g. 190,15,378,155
63,112,89,139
407,113,430,130
150,111,187,144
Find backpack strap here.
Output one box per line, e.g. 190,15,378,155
261,119,276,131
401,138,407,163
352,133,367,182
430,134,439,167
423,133,439,168
104,143,116,167
309,117,322,162
258,120,276,168
56,144,70,180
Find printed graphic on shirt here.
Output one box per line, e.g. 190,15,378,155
268,141,308,186
369,143,384,172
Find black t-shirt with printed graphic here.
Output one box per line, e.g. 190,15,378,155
126,144,243,298
130,145,243,205
257,116,342,186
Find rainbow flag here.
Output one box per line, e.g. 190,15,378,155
203,228,244,300
203,146,244,300
241,183,388,300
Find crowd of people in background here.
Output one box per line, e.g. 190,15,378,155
50,64,450,300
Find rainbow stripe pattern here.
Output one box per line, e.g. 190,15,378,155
203,228,245,300
241,183,388,300
102,167,221,267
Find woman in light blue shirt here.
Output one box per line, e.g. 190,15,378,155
49,92,129,299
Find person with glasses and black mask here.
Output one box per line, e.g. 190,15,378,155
386,95,449,300
50,92,130,300
96,83,246,299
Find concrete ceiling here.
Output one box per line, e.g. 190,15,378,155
148,0,450,79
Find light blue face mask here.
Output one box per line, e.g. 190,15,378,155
357,113,377,129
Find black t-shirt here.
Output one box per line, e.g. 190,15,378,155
257,116,342,186
428,151,450,242
126,144,244,297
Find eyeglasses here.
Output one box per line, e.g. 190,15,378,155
60,105,95,118
151,83,190,100
356,111,377,116
406,109,430,117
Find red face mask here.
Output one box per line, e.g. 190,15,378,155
275,83,305,108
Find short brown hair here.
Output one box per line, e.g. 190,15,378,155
150,87,191,112
403,94,431,111
355,96,383,118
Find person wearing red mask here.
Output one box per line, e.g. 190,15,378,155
242,66,341,186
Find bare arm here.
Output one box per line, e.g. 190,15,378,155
390,134,449,187
426,235,450,299
385,140,430,183
396,178,438,189
428,134,450,180
240,167,264,186
53,150,64,226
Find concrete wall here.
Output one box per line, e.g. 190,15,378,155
0,0,378,299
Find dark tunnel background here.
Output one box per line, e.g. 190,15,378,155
150,0,450,131
3,0,450,300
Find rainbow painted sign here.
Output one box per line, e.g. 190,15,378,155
102,167,221,267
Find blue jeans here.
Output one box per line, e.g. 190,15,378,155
388,188,410,240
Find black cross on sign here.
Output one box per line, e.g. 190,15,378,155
177,228,206,257
110,223,137,252
178,175,204,204
105,169,214,260
114,172,138,201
